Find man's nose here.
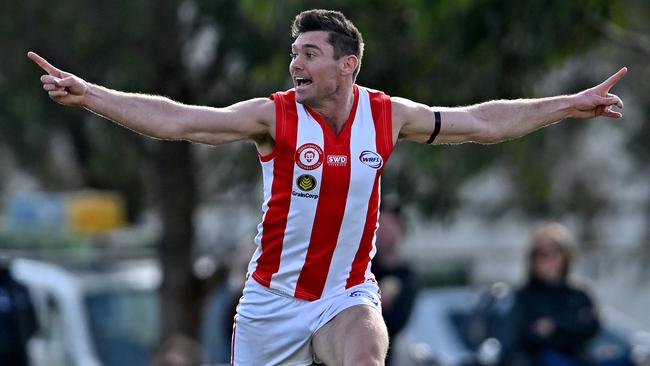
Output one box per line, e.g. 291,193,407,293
290,56,303,71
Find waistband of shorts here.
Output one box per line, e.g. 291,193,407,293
248,276,305,300
247,277,380,303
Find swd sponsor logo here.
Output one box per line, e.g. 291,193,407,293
327,155,348,167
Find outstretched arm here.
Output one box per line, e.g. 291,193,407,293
28,52,274,146
393,68,627,145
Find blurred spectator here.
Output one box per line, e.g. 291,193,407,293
0,258,38,366
509,222,629,366
150,334,200,366
373,202,417,365
200,242,254,364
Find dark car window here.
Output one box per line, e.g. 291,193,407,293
84,289,159,366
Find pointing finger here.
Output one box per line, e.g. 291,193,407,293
27,51,62,77
598,67,627,91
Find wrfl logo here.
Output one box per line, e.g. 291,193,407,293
358,150,383,169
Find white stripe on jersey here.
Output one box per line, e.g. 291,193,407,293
269,105,324,292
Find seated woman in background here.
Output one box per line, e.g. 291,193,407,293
510,222,628,366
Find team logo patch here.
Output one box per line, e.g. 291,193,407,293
327,155,348,167
296,174,317,191
359,150,383,169
295,143,324,170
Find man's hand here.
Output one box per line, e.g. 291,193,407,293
28,51,88,107
533,317,556,338
569,67,627,119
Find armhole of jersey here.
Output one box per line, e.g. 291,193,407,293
368,89,395,160
258,93,284,162
382,93,394,154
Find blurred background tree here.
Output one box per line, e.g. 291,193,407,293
1,0,647,347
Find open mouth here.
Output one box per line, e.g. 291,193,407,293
295,77,313,87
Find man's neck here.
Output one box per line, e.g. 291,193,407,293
309,84,355,135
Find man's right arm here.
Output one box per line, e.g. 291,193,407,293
82,85,274,145
28,52,275,146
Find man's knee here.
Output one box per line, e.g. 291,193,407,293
345,346,386,366
346,358,384,366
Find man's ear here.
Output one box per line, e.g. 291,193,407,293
340,55,359,77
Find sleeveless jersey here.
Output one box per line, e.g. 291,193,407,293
248,85,394,301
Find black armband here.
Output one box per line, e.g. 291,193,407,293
426,111,441,144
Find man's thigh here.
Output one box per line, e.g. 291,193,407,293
232,313,315,366
232,279,315,366
312,304,389,366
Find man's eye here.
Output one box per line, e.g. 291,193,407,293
306,53,315,58
290,52,297,59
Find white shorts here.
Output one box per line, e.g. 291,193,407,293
231,278,382,366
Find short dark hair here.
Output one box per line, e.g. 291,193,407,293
291,9,364,80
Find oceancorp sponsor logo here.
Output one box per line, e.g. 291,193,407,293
358,150,383,169
327,155,348,167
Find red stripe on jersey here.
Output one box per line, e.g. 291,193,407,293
346,90,393,288
369,89,394,158
252,91,298,287
294,88,360,300
346,174,380,288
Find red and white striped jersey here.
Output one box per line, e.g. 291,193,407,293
248,85,394,301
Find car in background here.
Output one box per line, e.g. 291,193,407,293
10,256,160,366
391,283,650,366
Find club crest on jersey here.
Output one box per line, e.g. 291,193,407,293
295,143,324,170
327,155,348,167
359,150,383,169
296,174,317,191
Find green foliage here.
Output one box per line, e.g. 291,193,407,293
0,0,636,219
349,0,614,216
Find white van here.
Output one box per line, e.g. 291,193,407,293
11,257,160,366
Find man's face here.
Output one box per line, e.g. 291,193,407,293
290,31,341,106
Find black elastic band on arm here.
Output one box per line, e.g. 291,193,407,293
427,111,441,144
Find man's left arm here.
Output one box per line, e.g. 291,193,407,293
393,67,627,145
